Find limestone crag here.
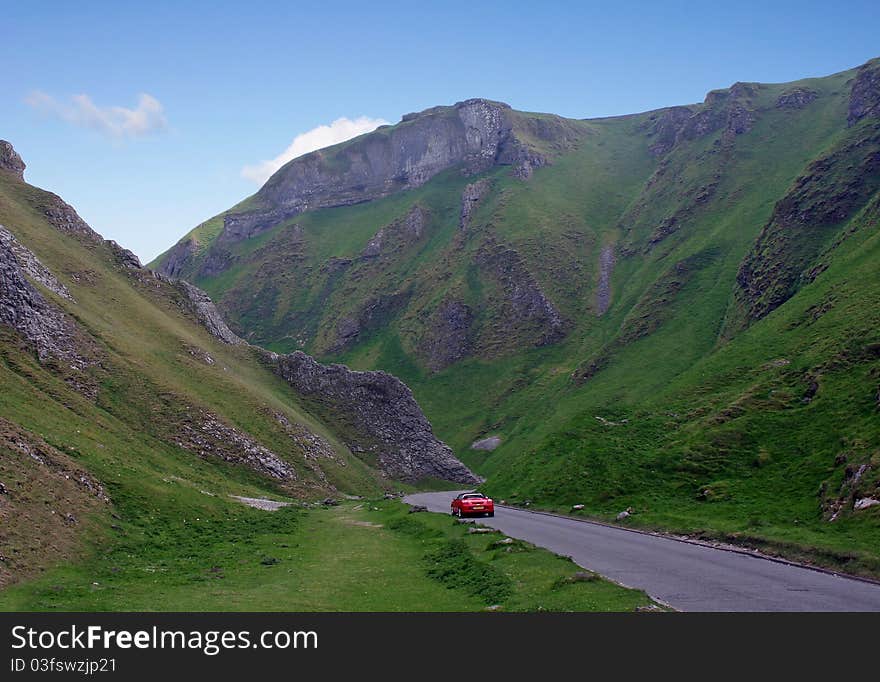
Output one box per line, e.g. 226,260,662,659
158,99,554,278
0,225,72,300
0,140,25,180
151,274,473,485
776,88,818,110
176,280,246,346
419,299,474,371
176,409,296,481
274,351,479,484
647,83,759,155
848,58,880,126
158,236,197,278
0,234,93,372
476,239,566,348
460,179,491,230
107,240,142,269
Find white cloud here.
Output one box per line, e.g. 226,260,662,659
241,116,389,185
25,91,168,139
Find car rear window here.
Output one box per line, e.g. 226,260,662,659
462,494,487,499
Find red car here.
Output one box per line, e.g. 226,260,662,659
451,492,495,518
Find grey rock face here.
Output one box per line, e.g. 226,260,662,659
361,228,385,258
476,239,566,347
420,299,473,371
328,291,410,353
106,240,142,269
645,106,694,156
0,140,25,180
274,351,479,484
849,59,880,126
158,237,197,278
176,280,246,346
460,179,491,230
0,225,72,300
401,205,426,239
361,205,427,259
664,83,759,150
205,100,539,251
38,193,103,243
177,410,296,481
161,279,471,484
0,231,98,399
776,88,818,110
0,237,90,369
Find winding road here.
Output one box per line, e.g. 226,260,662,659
404,491,880,611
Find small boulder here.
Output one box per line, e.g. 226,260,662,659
854,498,880,511
471,435,502,451
616,507,634,521
408,504,428,513
322,497,340,507
571,504,585,511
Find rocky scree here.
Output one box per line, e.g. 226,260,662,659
273,351,479,484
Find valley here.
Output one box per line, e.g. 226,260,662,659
151,59,880,577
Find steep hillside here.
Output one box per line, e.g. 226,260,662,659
0,145,477,590
155,59,880,573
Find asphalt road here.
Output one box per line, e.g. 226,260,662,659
404,491,880,612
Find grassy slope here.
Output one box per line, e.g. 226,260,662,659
152,64,880,574
0,500,654,612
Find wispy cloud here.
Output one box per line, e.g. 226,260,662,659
25,91,168,139
241,116,388,185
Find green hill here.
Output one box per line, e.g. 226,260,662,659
154,58,880,575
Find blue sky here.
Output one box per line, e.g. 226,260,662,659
2,1,878,262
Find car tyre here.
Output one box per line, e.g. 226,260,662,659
487,512,494,517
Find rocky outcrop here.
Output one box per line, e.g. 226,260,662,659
0,140,25,180
361,205,427,259
460,179,491,230
848,59,880,126
0,234,94,373
651,83,759,154
476,239,566,348
107,240,142,269
644,106,694,156
274,351,479,484
165,100,548,270
735,123,880,323
328,291,410,353
154,279,470,483
37,193,103,243
361,229,385,258
776,88,818,110
401,204,426,239
176,409,296,481
176,280,246,346
0,225,72,300
157,236,197,278
419,299,474,371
